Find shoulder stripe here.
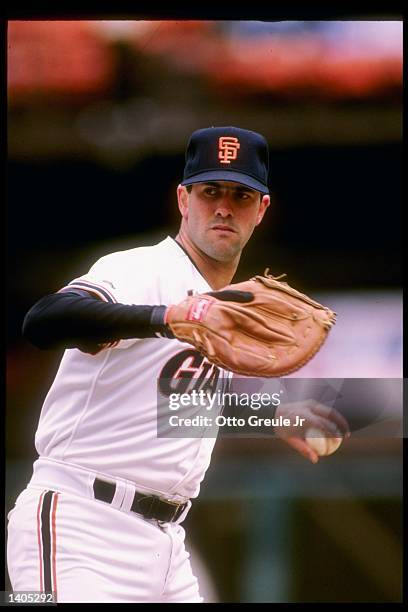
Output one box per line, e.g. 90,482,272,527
59,280,117,303
58,284,111,303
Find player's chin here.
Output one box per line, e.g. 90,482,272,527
210,228,241,244
208,236,242,261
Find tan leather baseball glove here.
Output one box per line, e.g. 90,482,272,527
165,270,336,377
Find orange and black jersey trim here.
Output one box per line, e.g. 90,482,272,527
59,280,117,304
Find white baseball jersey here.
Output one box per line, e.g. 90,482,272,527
34,236,231,500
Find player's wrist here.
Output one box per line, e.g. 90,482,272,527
150,305,175,338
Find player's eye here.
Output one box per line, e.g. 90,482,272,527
203,187,219,197
234,190,254,201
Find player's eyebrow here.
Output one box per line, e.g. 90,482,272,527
234,186,255,194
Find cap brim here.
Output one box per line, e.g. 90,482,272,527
181,170,269,195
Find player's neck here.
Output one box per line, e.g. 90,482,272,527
175,231,239,290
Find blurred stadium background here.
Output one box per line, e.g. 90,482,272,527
6,19,402,602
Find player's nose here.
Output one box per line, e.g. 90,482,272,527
214,194,234,217
215,207,233,219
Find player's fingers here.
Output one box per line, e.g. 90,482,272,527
283,436,319,464
206,290,254,302
307,416,345,437
311,403,350,436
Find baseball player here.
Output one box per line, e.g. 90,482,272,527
7,127,349,603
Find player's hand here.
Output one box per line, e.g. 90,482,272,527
164,271,336,377
273,400,350,464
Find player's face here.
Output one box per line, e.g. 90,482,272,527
178,181,270,262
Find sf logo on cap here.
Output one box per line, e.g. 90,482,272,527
218,136,240,164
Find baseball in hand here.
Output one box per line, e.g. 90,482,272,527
305,427,344,456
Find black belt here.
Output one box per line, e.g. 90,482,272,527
93,478,188,523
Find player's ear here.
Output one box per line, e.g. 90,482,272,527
256,195,270,226
177,184,189,219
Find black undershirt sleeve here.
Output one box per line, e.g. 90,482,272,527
22,290,174,353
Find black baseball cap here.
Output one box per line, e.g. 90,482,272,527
181,126,269,195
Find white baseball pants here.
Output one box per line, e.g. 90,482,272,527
7,460,202,603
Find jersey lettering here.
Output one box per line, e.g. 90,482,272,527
158,349,221,396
